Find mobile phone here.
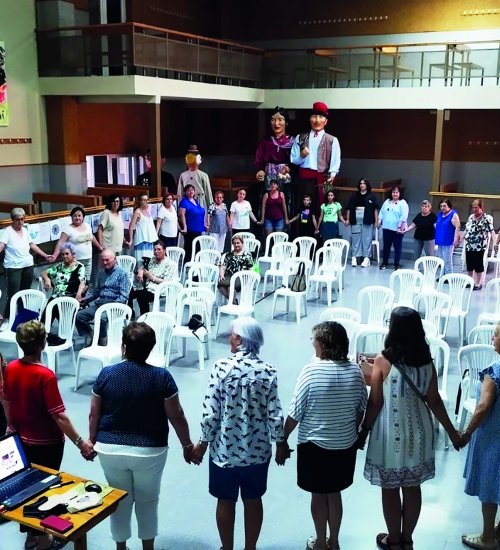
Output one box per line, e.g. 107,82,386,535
40,515,73,533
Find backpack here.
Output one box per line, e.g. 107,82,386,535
290,261,307,292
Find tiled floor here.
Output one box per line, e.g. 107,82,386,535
1,257,496,550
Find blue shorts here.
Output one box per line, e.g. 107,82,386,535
209,459,270,501
264,218,285,231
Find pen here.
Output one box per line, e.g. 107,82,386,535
51,480,76,489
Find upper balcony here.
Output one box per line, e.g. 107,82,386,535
36,24,500,109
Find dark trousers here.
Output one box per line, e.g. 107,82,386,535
183,231,202,263
296,168,326,216
382,229,404,265
158,235,178,248
4,266,34,317
129,288,154,316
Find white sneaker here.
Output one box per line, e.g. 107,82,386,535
361,257,370,268
351,257,357,267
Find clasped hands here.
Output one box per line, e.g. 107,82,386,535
183,442,207,465
275,442,293,466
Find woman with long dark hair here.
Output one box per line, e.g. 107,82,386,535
357,307,460,550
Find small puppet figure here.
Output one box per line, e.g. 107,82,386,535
290,101,341,213
177,145,213,212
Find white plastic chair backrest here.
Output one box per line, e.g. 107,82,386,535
187,263,218,290
373,226,380,243
8,290,47,328
228,270,260,307
234,231,254,242
355,327,388,355
281,258,312,290
389,269,423,307
427,336,450,393
137,311,175,362
438,273,474,315
244,238,261,262
421,319,439,339
293,236,317,260
190,235,217,262
313,246,341,276
319,307,361,324
414,290,451,324
458,344,498,401
91,303,132,347
468,324,496,345
176,287,215,328
195,249,222,266
165,247,185,279
269,242,296,271
357,286,395,326
262,231,288,258
324,238,350,270
338,319,362,359
414,256,444,291
116,255,137,278
482,277,500,315
153,280,183,313
44,297,79,340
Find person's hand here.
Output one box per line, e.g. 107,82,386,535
46,255,55,263
275,443,292,466
450,429,464,451
300,146,309,158
344,220,350,227
79,440,96,461
256,170,265,182
43,281,52,291
314,229,320,235
325,175,334,184
189,443,207,465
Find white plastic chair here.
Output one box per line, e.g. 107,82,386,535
319,306,361,324
182,235,217,281
137,311,175,368
215,270,261,337
152,280,183,315
0,290,48,354
194,249,222,266
75,303,132,390
234,231,254,242
271,258,312,323
486,241,500,278
357,286,395,327
414,290,451,339
42,297,79,374
293,236,317,261
258,232,289,273
354,326,388,356
307,247,341,307
323,238,350,294
336,319,363,361
467,324,496,345
371,226,380,265
165,246,185,281
414,256,444,293
477,277,500,325
244,238,261,263
421,319,439,339
438,273,474,345
167,287,215,370
427,336,451,448
389,269,423,308
457,344,498,430
261,242,297,297
186,262,219,295
116,255,137,292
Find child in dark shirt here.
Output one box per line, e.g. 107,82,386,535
288,194,318,238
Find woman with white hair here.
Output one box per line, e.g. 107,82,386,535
192,317,285,550
0,207,53,322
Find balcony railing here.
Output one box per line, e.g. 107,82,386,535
36,25,500,90
36,23,264,87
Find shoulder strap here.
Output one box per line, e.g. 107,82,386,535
392,362,427,403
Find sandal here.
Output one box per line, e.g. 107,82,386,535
462,533,498,550
376,533,402,550
401,540,414,550
36,534,68,550
25,534,38,549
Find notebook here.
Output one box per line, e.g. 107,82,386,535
0,432,61,509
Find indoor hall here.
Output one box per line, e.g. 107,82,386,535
0,259,490,550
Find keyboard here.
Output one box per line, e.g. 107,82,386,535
0,469,60,509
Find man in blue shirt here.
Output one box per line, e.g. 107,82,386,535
75,249,129,342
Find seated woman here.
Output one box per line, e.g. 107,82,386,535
217,234,254,303
128,240,177,316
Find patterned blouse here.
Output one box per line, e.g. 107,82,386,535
465,213,494,252
46,261,86,297
222,251,254,277
200,350,285,467
208,202,229,234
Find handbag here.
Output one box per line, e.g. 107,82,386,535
290,261,306,292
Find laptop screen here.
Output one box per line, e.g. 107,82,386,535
0,433,30,484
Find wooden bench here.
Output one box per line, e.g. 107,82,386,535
440,181,459,193
33,192,102,213
334,178,402,202
0,201,37,216
88,185,170,200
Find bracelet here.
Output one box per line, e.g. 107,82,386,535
182,442,194,449
275,440,288,447
74,436,83,447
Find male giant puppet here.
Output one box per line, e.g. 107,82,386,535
290,101,341,212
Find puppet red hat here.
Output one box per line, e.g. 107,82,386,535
311,102,329,117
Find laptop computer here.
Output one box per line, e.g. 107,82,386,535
0,432,61,509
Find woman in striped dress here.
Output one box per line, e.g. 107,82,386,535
277,322,367,550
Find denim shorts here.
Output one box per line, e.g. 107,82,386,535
264,218,285,231
209,459,270,501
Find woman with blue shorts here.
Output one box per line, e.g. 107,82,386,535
260,179,288,237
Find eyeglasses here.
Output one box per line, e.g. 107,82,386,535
13,217,25,221
112,199,121,203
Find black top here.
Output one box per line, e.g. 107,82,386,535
412,212,437,241
346,192,380,225
294,205,316,236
